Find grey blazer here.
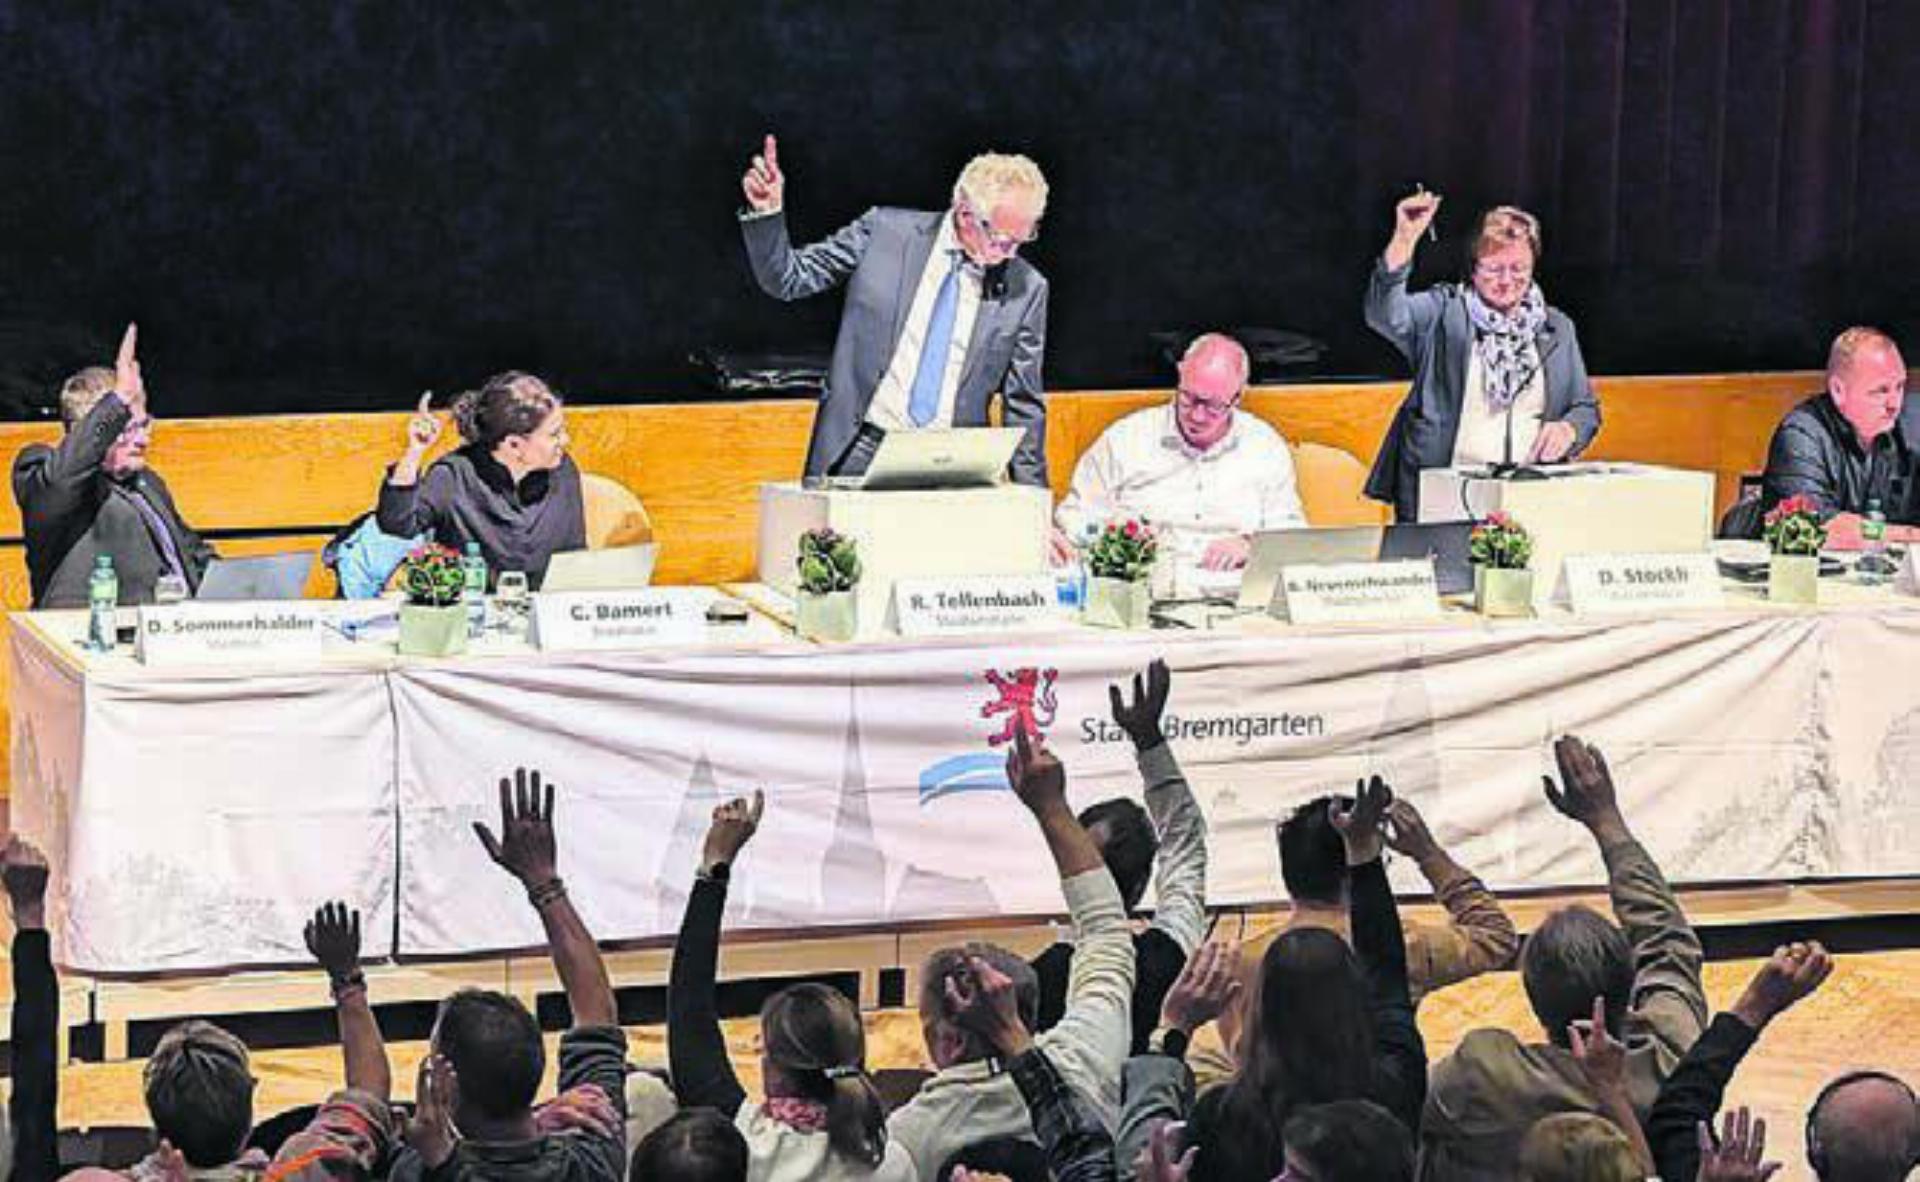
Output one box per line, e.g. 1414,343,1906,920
1362,258,1601,521
740,206,1050,486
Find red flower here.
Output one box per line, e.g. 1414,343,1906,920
1765,495,1820,525
1123,520,1140,539
1485,511,1511,528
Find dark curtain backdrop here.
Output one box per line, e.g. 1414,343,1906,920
0,1,1913,418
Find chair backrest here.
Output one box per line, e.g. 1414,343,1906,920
1289,440,1390,527
581,472,654,550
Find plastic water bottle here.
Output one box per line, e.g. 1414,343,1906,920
87,556,118,653
461,543,489,637
1859,500,1891,585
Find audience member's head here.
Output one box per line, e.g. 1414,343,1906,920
1521,905,1633,1047
919,942,1038,1068
760,982,887,1168
432,989,546,1126
1825,326,1908,449
1280,1100,1415,1182
629,1108,748,1182
1517,1112,1642,1182
937,1138,1049,1182
1210,928,1374,1178
143,1020,256,1168
1277,794,1351,906
1806,1070,1920,1181
452,371,568,475
1080,796,1158,911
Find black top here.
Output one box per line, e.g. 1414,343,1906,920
377,446,586,588
1646,1012,1760,1182
1761,392,1920,522
11,394,216,608
668,870,750,1116
1184,857,1426,1182
1032,927,1187,1056
10,929,59,1182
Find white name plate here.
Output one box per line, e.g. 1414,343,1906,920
1564,553,1723,615
1274,560,1443,625
532,590,707,651
136,604,325,665
893,575,1059,638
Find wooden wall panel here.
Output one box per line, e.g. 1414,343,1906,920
0,373,1832,795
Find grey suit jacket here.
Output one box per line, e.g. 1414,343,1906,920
1362,258,1601,521
11,394,215,609
740,206,1051,486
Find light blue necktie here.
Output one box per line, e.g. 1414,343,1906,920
906,253,962,427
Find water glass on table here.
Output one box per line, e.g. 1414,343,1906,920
493,570,531,635
154,573,189,606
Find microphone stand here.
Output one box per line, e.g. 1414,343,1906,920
1483,352,1549,482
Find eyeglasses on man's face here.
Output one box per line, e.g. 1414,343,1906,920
961,200,1039,253
1176,387,1239,417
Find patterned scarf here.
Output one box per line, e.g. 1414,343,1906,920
762,1096,831,1134
1464,283,1547,410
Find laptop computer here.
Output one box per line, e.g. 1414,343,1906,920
1378,521,1475,596
1236,521,1478,609
195,552,315,601
542,544,658,592
831,427,1025,491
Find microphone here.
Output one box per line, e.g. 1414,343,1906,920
1484,350,1549,482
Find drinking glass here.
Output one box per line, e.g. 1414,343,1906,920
154,573,189,606
493,571,531,636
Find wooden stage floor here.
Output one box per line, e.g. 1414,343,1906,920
28,948,1920,1182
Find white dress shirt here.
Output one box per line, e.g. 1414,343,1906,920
1451,345,1546,466
865,214,983,432
1055,404,1307,594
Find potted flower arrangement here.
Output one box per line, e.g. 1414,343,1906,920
795,527,860,642
1083,519,1158,629
1763,494,1826,605
1468,512,1534,617
398,543,470,657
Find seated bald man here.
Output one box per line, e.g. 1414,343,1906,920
1761,326,1920,540
1054,333,1305,595
12,325,215,609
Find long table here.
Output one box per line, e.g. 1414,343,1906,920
13,581,1920,974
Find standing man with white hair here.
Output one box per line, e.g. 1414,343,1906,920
1054,332,1305,594
738,135,1052,486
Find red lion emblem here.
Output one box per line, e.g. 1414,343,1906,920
981,667,1059,746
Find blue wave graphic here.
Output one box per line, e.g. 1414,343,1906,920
918,752,1010,804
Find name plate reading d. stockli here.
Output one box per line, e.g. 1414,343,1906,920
1273,560,1443,625
1564,553,1723,616
531,590,708,652
135,604,325,665
892,575,1060,638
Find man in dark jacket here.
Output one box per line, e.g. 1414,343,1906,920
1761,326,1920,530
11,324,214,608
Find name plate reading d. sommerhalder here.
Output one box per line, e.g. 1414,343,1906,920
1564,553,1723,616
135,604,325,665
1273,560,1443,625
892,575,1060,638
531,590,707,651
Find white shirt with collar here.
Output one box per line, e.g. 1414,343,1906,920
1055,403,1307,594
865,212,984,432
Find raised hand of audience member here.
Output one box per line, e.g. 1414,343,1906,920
406,1054,459,1168
1543,734,1630,843
1005,726,1101,878
1728,941,1833,1031
148,1140,190,1182
1158,941,1242,1036
2,834,50,930
699,790,765,877
473,767,559,890
1329,775,1394,865
533,1083,622,1139
1108,657,1171,751
944,954,1032,1058
303,901,362,986
1696,1106,1781,1182
1381,797,1442,863
1133,1119,1195,1182
1572,994,1656,1174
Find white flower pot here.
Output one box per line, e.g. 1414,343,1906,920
398,602,469,657
1473,566,1534,617
1767,554,1819,605
1083,576,1151,629
796,589,858,642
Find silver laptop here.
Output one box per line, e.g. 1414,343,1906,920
835,427,1025,491
195,552,315,601
1236,527,1381,609
542,544,658,592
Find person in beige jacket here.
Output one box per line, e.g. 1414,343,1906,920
1417,736,1709,1180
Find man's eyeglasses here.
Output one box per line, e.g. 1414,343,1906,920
1176,388,1239,417
960,201,1038,252
1473,261,1533,281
